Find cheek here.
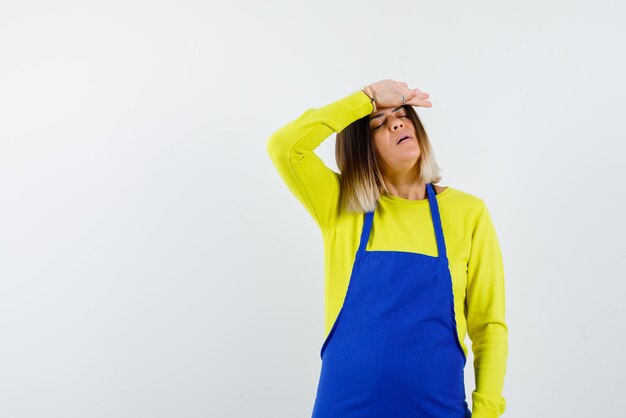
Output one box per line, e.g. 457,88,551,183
372,135,386,151
372,137,393,158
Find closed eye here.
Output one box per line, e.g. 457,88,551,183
373,114,408,130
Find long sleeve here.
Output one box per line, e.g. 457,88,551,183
266,90,373,232
465,200,509,418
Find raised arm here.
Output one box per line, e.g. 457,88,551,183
466,200,509,418
266,90,374,232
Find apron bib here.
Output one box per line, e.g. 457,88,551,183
311,183,471,418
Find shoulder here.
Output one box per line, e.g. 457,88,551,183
440,185,487,218
446,186,483,202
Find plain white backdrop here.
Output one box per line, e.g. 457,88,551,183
1,1,625,417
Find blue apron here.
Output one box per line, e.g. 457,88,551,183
311,183,471,418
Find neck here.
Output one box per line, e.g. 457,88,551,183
383,176,427,200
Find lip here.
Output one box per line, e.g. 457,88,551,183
396,134,412,144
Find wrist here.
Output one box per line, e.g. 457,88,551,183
362,85,377,113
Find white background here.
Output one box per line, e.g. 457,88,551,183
1,1,625,417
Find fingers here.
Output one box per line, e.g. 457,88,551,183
406,88,427,99
403,88,431,107
407,92,432,107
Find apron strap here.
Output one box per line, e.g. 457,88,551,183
356,184,448,260
426,183,448,260
357,210,375,255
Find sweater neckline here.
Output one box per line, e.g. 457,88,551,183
379,186,453,206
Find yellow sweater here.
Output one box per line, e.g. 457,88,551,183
266,90,508,418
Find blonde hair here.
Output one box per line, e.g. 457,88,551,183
335,104,443,214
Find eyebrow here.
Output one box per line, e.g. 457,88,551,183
369,106,404,121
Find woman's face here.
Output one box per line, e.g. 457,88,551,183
368,106,420,174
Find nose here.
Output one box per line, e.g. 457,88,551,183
391,117,404,130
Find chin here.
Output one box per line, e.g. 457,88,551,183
399,149,420,159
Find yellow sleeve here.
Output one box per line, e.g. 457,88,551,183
266,90,373,232
466,200,509,418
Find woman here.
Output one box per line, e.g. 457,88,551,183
266,79,508,418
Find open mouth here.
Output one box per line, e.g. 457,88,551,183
397,135,411,144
